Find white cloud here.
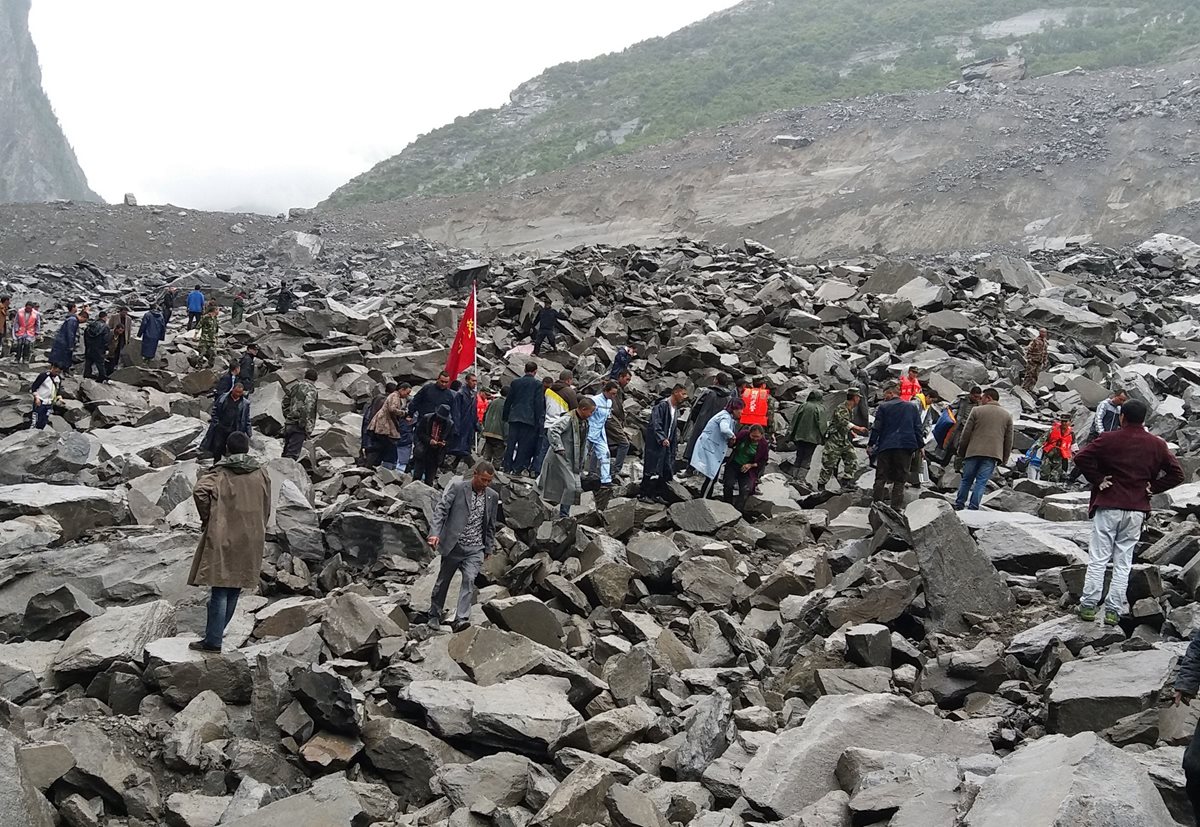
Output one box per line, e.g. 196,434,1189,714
29,0,740,213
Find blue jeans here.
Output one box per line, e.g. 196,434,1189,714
204,587,241,648
955,457,997,510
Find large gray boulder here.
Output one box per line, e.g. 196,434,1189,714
964,732,1175,826
361,717,470,807
974,523,1087,575
0,728,55,827
905,500,1015,634
400,675,583,756
92,415,204,461
1047,648,1177,735
53,600,176,676
739,693,991,817
0,483,128,542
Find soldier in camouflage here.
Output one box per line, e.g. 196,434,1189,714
818,388,868,489
282,369,320,460
231,292,247,326
197,303,220,368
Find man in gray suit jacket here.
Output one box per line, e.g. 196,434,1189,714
425,461,499,631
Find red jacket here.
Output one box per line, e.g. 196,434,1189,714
1073,424,1184,516
900,375,922,402
1042,423,1073,459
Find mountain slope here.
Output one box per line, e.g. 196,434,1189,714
324,0,1198,207
325,54,1200,260
0,0,98,203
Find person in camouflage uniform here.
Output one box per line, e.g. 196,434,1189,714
1022,328,1048,392
231,292,246,326
282,369,320,460
197,303,219,367
818,388,868,488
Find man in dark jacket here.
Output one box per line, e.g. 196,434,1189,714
609,343,637,379
83,311,113,382
607,369,633,480
215,362,241,400
447,373,479,469
412,404,454,485
202,384,252,462
361,382,396,465
868,383,925,509
684,373,733,465
48,308,80,371
138,307,167,360
410,371,456,421
640,384,687,503
160,288,176,329
237,344,259,394
276,284,296,314
424,462,498,632
532,304,559,355
1073,398,1183,624
503,362,545,474
1173,628,1200,822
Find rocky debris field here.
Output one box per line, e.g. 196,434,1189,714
0,220,1199,827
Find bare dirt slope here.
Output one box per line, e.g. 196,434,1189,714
338,56,1200,259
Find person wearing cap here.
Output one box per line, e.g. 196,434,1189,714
1039,412,1075,482
818,389,868,490
899,366,922,403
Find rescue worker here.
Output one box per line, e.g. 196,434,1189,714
818,388,868,490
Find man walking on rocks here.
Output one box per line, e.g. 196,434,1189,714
281,369,320,460
160,287,177,329
869,383,925,509
186,285,205,330
425,461,498,632
48,305,80,372
202,383,251,462
481,386,508,465
447,372,479,470
29,364,62,430
237,344,259,394
367,382,413,470
1038,412,1074,482
609,342,637,379
1073,398,1183,624
640,384,687,503
138,304,167,361
410,371,455,422
954,388,1013,511
197,304,219,368
1022,328,1048,391
188,431,270,652
531,302,559,355
503,362,545,475
1090,387,1128,442
788,389,827,477
231,291,247,326
607,369,633,480
818,389,867,491
215,362,241,399
539,397,594,517
83,310,113,382
586,382,619,491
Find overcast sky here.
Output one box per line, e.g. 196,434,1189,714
30,0,740,214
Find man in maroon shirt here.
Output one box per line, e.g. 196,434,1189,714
1073,399,1184,625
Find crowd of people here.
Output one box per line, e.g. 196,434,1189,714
9,294,1190,720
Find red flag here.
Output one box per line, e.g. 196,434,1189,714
445,282,477,379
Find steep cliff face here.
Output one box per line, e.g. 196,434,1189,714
0,0,98,203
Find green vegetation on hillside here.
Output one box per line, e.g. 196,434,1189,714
324,0,1199,206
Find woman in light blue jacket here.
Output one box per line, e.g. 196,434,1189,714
691,398,744,499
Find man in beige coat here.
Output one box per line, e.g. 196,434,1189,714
188,431,272,652
954,388,1014,511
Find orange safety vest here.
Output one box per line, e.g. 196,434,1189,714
14,308,38,338
741,387,769,427
900,375,922,402
476,393,488,424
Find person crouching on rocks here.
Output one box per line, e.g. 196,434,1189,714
188,431,271,652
